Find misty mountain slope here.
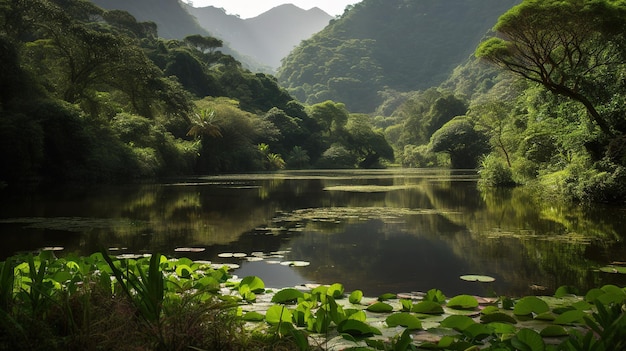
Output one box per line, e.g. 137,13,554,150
186,4,333,70
90,0,265,71
277,0,520,113
92,0,208,39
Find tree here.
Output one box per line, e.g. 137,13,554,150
430,117,491,169
184,34,223,54
475,0,626,137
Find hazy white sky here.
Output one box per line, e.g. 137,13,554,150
183,1,361,18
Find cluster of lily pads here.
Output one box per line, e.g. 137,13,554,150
0,251,625,351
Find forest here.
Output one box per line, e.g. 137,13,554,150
2,0,626,204
0,0,393,185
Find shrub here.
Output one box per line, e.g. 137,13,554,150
479,154,516,186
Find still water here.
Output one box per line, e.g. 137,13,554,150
1,169,625,297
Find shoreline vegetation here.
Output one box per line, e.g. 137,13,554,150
1,251,624,350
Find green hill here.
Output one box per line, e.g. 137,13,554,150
277,0,520,113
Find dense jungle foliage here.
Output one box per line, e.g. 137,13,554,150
2,0,626,204
0,0,393,185
276,0,519,113
298,0,626,204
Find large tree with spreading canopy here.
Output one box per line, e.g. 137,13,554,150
476,0,626,137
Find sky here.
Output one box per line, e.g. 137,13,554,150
182,0,362,19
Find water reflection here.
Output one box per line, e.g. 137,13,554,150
0,169,625,296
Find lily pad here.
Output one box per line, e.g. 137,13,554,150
599,265,626,274
366,302,394,313
460,275,495,283
446,295,479,310
386,313,422,330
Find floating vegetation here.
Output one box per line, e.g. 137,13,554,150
324,185,418,192
271,207,461,230
599,265,626,274
460,275,496,283
174,247,206,252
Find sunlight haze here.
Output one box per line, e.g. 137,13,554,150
182,0,361,18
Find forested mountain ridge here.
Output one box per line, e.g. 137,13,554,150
277,0,520,113
186,4,333,71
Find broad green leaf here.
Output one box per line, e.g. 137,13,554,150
599,266,626,274
464,323,494,340
338,319,381,337
327,283,344,298
447,294,478,310
460,275,495,283
265,305,292,325
440,315,475,331
378,293,396,301
480,312,517,324
386,312,422,330
585,288,604,303
366,302,393,313
240,276,265,293
272,288,304,303
241,311,265,321
553,310,585,325
488,322,517,335
412,300,444,314
540,325,568,337
424,288,446,303
481,306,500,314
513,296,549,316
511,328,545,351
349,290,363,304
554,285,579,297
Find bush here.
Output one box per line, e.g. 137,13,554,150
479,154,516,186
563,157,626,203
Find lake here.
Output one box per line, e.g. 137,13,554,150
1,169,625,297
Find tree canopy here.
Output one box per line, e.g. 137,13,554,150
475,0,626,137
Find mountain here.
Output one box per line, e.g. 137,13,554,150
91,0,207,39
185,4,333,71
90,0,264,71
276,0,521,113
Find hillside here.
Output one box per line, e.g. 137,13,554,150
90,0,265,71
185,4,333,71
277,0,521,113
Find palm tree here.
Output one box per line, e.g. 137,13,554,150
187,109,222,139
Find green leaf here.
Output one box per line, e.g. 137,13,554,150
272,288,304,304
378,293,396,301
349,290,363,304
338,319,381,337
241,311,265,321
480,312,517,324
412,300,444,314
553,309,585,325
240,276,265,293
513,296,549,316
585,288,604,303
488,322,517,335
266,305,292,325
447,294,478,310
440,315,475,331
460,275,495,283
554,285,579,297
424,288,446,303
599,265,626,274
540,325,568,337
327,283,344,298
464,323,494,340
386,312,422,330
511,328,545,351
366,302,394,313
